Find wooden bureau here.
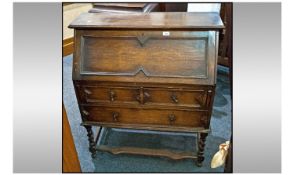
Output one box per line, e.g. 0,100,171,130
69,12,224,167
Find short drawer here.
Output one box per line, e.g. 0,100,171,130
79,86,139,104
81,106,208,128
144,88,208,108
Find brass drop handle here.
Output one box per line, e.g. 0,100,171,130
82,110,89,116
168,114,176,124
136,87,143,104
136,95,141,103
136,88,150,104
112,112,119,122
171,94,178,103
144,91,150,98
143,91,150,103
109,90,116,102
84,88,92,95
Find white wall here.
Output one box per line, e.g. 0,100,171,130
187,3,221,13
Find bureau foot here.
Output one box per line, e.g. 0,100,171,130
196,132,208,167
84,125,97,158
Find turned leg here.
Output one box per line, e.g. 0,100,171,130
196,132,208,167
84,125,96,158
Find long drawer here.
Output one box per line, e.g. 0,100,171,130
80,106,209,128
77,85,210,109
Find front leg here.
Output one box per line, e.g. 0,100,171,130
196,132,208,167
84,125,96,158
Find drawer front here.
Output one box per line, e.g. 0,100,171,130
77,84,211,109
81,106,208,128
79,86,139,104
144,88,207,108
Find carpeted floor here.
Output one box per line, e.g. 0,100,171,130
63,54,231,172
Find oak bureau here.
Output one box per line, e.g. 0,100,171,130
69,12,224,167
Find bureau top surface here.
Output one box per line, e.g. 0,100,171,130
69,12,224,30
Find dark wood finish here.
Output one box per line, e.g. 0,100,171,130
81,106,207,128
196,132,208,167
97,145,197,160
70,12,223,166
72,30,217,85
63,104,81,173
69,12,224,30
159,3,188,12
84,125,96,158
89,3,160,13
79,32,209,78
77,84,210,109
144,88,208,108
218,56,230,67
218,3,232,67
83,122,209,133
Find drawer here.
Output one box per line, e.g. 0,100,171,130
81,106,208,128
77,85,211,109
144,88,208,108
79,86,139,104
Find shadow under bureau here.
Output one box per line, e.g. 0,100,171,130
69,12,224,167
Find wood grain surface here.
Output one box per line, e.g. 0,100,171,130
81,105,207,128
73,30,218,85
69,12,224,30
